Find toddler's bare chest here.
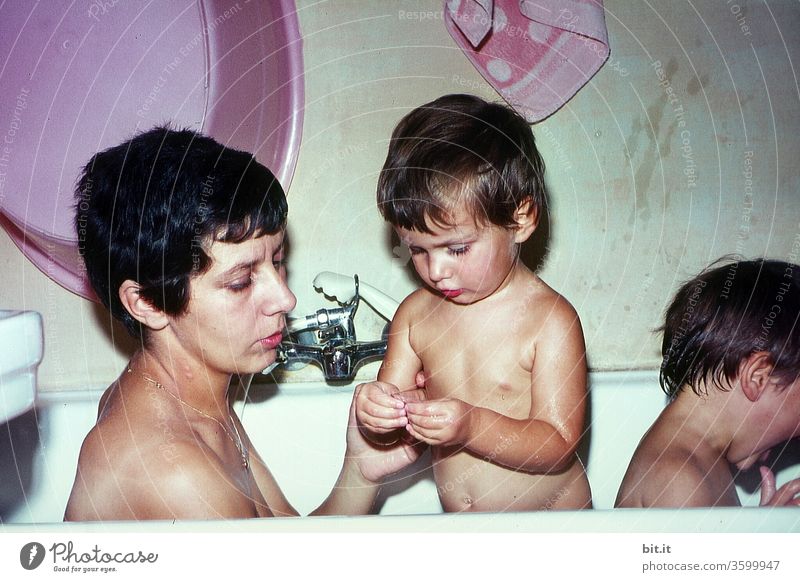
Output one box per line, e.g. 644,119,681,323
417,328,533,418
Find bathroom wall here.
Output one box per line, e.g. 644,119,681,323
1,0,798,391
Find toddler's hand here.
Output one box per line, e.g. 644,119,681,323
345,389,427,484
405,398,473,446
759,466,800,506
354,381,408,438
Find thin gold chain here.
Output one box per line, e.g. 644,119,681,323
127,366,249,469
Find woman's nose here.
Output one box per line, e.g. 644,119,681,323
262,273,297,316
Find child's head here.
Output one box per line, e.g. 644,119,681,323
660,258,800,398
76,125,287,340
377,93,546,233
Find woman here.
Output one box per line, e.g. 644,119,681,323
65,126,423,520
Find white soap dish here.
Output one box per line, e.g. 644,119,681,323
0,310,43,423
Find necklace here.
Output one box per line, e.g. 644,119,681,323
127,366,249,469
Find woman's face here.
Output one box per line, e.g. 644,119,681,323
167,229,296,376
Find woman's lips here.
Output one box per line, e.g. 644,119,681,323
259,331,284,349
440,289,463,298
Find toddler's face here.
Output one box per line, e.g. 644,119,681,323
396,206,519,305
734,377,800,470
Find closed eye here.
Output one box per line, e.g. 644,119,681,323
227,277,252,292
448,245,469,256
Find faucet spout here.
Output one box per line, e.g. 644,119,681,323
268,274,394,382
321,339,386,380
276,341,324,369
276,338,386,381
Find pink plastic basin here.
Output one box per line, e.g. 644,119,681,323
0,0,304,300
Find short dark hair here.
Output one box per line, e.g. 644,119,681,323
75,125,287,339
377,94,546,232
659,258,800,397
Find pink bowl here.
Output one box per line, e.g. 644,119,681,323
0,0,304,300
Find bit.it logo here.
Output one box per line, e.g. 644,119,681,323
20,542,45,570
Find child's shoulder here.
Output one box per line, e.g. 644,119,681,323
622,416,723,507
394,287,437,320
518,275,582,330
641,449,720,507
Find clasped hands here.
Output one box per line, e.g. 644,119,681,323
759,466,800,507
355,379,473,447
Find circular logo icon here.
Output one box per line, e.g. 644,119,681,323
20,542,46,570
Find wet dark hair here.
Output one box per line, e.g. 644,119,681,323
659,258,800,398
75,125,287,339
377,94,546,232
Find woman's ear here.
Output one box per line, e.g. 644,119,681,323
118,280,169,332
513,198,539,244
738,351,776,402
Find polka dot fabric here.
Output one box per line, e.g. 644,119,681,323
444,0,610,122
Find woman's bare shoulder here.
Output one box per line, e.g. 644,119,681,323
68,421,254,520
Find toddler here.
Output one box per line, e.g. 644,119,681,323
356,94,592,512
616,259,800,508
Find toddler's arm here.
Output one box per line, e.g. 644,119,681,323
405,297,587,473
355,298,424,443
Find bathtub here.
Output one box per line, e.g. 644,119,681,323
2,370,799,532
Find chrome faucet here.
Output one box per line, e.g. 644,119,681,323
271,275,389,381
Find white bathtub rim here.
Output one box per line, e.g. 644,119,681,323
1,507,798,533
35,368,664,402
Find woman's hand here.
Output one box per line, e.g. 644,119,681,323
346,386,428,483
759,466,800,506
310,384,428,516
